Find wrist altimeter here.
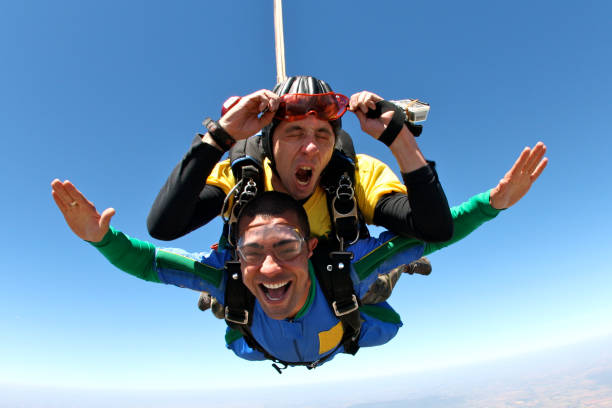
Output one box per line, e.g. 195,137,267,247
203,117,236,151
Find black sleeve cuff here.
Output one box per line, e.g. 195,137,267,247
401,160,437,186
193,133,226,161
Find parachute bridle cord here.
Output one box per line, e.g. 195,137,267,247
273,0,287,83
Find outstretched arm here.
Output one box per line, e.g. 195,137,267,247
489,142,548,210
51,179,228,293
51,179,157,280
51,179,156,279
51,179,115,242
425,142,548,254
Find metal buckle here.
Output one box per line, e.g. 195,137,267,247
225,177,258,247
332,294,359,317
307,359,321,369
224,306,249,325
332,174,360,247
335,174,354,201
331,195,358,218
238,179,257,205
332,197,360,247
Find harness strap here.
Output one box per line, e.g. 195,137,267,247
322,151,369,248
229,135,265,168
222,133,364,372
224,243,362,372
224,260,291,368
225,283,343,373
223,261,254,326
226,165,259,247
331,173,360,246
311,241,362,356
223,136,267,247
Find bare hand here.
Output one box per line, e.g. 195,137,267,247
489,142,548,209
51,179,115,242
217,89,280,140
349,91,394,138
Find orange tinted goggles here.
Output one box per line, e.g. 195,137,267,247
274,92,349,122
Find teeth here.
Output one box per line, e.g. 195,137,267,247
296,166,313,186
263,281,289,289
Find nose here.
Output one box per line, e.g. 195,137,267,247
259,253,283,276
300,132,319,156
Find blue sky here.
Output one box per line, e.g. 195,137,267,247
1,0,611,403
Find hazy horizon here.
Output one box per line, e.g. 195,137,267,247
3,334,611,407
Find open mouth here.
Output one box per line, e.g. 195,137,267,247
260,281,292,301
295,167,313,186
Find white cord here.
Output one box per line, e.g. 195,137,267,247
274,0,287,84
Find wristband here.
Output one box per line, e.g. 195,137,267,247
368,100,406,147
203,117,236,151
366,100,423,138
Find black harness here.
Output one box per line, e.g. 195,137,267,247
224,241,360,373
220,131,367,372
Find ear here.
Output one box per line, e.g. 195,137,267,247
306,237,318,258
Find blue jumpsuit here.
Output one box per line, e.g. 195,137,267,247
91,191,499,366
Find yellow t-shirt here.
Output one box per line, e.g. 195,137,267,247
206,154,406,239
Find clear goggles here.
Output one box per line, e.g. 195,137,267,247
274,92,349,122
237,224,306,266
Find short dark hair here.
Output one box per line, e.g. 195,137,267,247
237,191,310,238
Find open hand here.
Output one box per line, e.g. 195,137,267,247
51,179,115,242
349,91,393,138
490,142,548,209
218,89,280,140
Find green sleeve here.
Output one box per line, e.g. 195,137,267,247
424,190,501,255
89,226,160,283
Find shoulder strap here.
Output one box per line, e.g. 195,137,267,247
223,260,254,326
320,149,370,248
221,135,266,247
334,129,357,161
229,134,266,177
223,260,284,367
310,239,362,356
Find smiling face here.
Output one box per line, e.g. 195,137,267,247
271,116,335,200
237,212,318,320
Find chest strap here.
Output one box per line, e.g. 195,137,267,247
311,242,362,357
